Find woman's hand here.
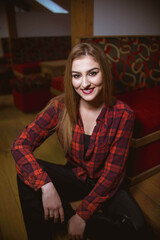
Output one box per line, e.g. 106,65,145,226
68,213,86,240
41,182,64,223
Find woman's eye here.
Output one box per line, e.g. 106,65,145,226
72,74,80,79
89,71,98,76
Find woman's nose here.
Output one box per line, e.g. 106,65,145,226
81,76,90,88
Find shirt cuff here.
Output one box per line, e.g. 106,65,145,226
76,201,93,221
25,170,51,191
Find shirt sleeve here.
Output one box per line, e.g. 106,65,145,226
76,110,135,220
11,104,58,191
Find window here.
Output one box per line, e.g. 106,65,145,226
35,0,68,14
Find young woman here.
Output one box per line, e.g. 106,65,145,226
11,42,153,240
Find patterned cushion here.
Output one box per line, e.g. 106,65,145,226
81,36,160,94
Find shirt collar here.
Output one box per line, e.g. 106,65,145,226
77,104,110,127
96,104,108,125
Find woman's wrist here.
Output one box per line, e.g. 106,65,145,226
41,182,55,193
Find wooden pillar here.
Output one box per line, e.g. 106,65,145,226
70,0,94,47
5,3,18,39
5,2,18,66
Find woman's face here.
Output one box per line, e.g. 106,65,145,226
71,55,103,105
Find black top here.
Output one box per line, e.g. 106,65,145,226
84,134,91,156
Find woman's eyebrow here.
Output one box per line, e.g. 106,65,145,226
88,67,100,72
72,70,80,73
72,67,100,74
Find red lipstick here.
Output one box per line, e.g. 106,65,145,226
81,88,94,94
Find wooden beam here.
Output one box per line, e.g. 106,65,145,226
5,2,18,67
71,0,94,47
5,2,18,39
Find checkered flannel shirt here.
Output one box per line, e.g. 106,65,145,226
11,96,134,221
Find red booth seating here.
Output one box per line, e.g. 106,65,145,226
118,86,160,180
79,36,160,183
50,36,160,183
12,76,51,113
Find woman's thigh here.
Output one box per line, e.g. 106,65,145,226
37,159,89,201
17,159,90,239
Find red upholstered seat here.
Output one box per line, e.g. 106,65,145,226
12,76,51,113
118,87,160,178
12,88,51,113
117,86,160,138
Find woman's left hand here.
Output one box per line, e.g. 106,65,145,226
68,213,86,240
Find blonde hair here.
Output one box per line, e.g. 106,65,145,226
56,41,113,153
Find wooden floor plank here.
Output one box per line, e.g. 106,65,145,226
130,184,160,238
130,187,160,220
131,177,160,207
149,172,160,189
0,171,28,240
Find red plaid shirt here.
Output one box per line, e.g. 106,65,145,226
11,96,134,221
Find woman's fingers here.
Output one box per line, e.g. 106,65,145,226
53,209,59,223
59,206,65,223
44,208,49,220
49,209,54,219
46,208,64,223
44,207,64,222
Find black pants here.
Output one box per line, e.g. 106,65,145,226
17,159,155,240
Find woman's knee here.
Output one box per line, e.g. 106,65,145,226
102,189,147,231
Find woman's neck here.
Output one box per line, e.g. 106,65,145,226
79,98,104,135
80,97,104,112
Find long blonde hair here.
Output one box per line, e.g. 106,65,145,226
57,41,113,154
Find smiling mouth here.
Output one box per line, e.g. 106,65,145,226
81,88,95,94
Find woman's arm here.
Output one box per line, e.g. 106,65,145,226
11,104,58,191
11,102,66,223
